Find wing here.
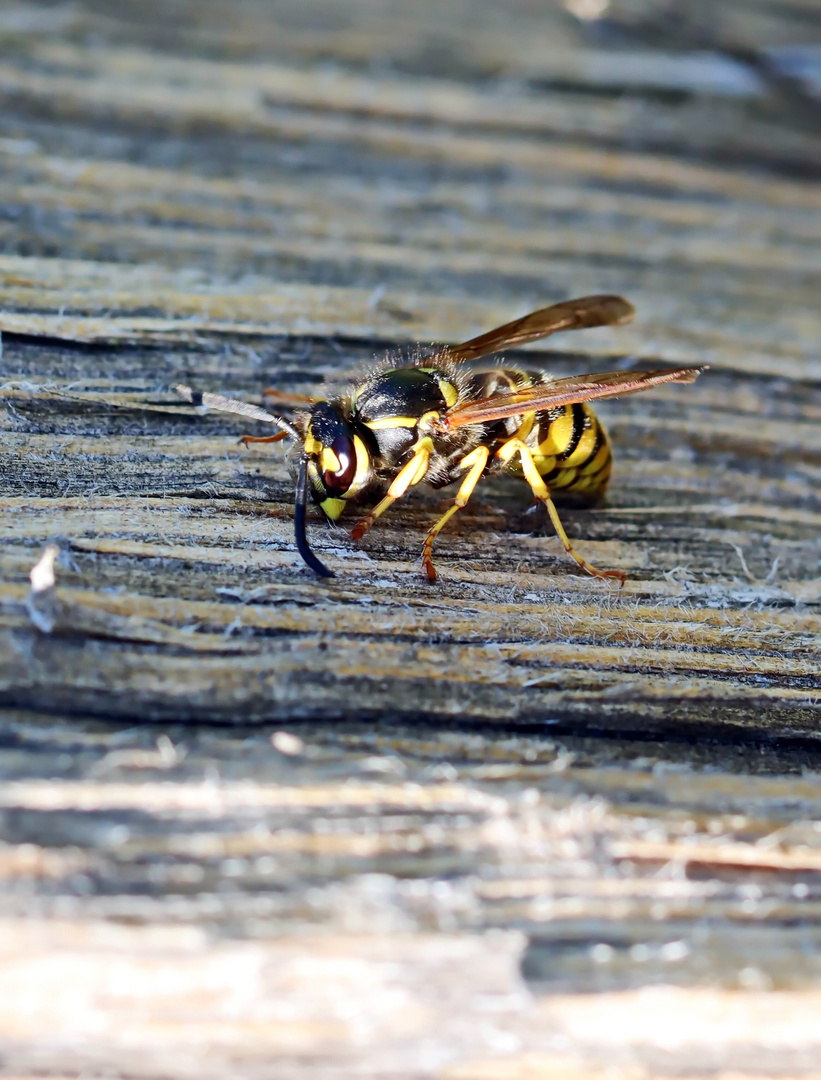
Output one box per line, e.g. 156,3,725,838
441,366,706,429
435,294,635,365
262,388,322,406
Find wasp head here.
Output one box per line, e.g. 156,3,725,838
291,402,374,578
302,402,373,520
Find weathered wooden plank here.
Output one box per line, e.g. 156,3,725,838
4,710,821,1076
5,38,819,171
5,916,821,1080
1,0,821,1076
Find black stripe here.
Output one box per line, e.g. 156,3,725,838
581,450,612,489
572,414,606,472
294,460,334,578
535,406,567,458
555,403,587,462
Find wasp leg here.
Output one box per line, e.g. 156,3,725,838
496,438,625,584
351,438,433,542
240,432,290,447
421,446,490,582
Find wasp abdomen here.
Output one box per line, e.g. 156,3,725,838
531,401,612,497
474,367,613,498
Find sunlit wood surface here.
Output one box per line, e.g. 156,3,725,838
1,1,820,1076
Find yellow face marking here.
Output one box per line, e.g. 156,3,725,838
320,497,346,520
349,434,371,495
320,447,341,473
365,416,418,431
310,435,371,514
437,378,459,408
303,435,322,455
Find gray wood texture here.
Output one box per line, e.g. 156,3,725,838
0,0,820,1076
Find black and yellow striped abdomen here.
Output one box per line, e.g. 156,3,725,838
467,367,613,499
525,399,612,497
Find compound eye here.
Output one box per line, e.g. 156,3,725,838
322,435,357,494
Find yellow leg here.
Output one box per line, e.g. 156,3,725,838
421,446,489,582
496,439,625,584
351,438,433,541
240,432,289,447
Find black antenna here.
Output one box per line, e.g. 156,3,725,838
177,383,332,576
295,460,334,577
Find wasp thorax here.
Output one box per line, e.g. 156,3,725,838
304,402,372,520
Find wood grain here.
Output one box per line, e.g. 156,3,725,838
1,0,820,1076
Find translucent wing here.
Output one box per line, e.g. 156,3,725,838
435,294,635,365
442,366,706,429
262,388,322,406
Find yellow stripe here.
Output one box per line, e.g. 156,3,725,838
437,378,459,408
581,439,610,478
501,368,532,391
562,419,598,467
320,447,340,472
571,443,612,493
530,452,556,476
537,405,573,457
515,412,535,442
320,497,346,520
348,434,372,497
365,416,418,430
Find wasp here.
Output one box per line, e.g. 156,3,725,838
176,295,704,582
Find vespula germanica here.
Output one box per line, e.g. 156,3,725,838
176,295,704,582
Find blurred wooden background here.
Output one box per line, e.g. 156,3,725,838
0,0,820,1076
